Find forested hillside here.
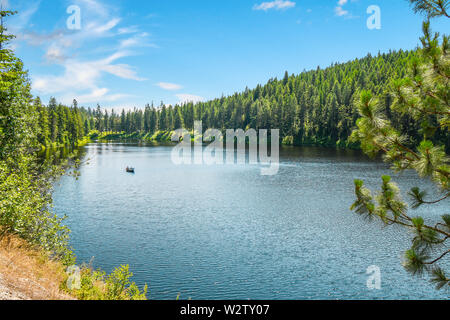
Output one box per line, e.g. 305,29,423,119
58,49,447,150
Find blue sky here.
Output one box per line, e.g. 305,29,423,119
3,0,450,109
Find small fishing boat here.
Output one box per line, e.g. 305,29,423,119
126,167,135,173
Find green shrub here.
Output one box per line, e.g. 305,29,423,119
66,265,148,300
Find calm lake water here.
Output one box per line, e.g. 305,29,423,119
52,143,449,300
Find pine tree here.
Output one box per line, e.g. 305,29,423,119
350,1,449,290
144,104,151,132
149,107,157,133
95,104,103,132
84,119,90,134
35,97,49,146
120,109,126,132
49,106,59,144
110,109,116,132
159,105,168,131
174,105,184,129
104,110,109,132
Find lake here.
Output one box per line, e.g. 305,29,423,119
52,143,449,300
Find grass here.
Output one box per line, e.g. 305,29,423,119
0,233,73,300
0,233,148,300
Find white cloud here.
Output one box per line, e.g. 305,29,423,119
157,82,183,91
17,1,121,49
19,30,68,46
13,0,155,106
102,63,145,81
34,51,146,93
9,1,40,32
91,18,121,34
119,33,154,49
45,45,67,63
253,0,296,11
120,37,139,48
76,0,109,18
62,88,131,104
335,6,349,16
118,26,139,35
176,94,205,105
335,0,358,17
33,51,145,104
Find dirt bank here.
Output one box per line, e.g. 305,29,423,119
0,235,73,300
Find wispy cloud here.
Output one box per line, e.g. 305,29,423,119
45,45,68,63
11,0,154,106
253,0,296,11
19,30,68,46
176,94,205,105
9,1,40,32
33,51,143,104
76,0,110,18
90,18,121,34
118,26,139,35
63,88,131,104
157,82,183,91
119,32,156,49
335,6,348,17
334,0,358,18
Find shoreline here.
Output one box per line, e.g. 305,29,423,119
91,131,361,150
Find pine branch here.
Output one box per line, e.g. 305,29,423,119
423,249,450,265
409,187,450,207
423,224,450,237
409,0,450,18
422,192,450,204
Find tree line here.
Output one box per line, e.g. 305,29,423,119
35,97,91,148
44,49,447,150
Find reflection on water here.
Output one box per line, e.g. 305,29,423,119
38,145,87,166
52,143,449,300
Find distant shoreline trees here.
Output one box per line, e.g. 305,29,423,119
39,49,448,151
